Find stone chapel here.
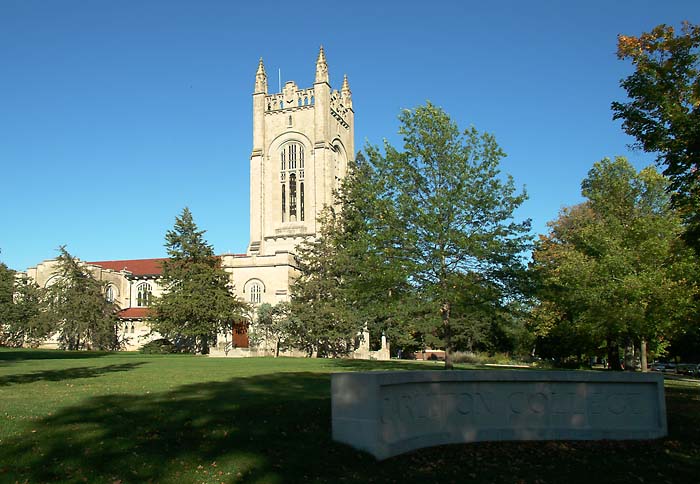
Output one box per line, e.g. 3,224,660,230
24,48,373,356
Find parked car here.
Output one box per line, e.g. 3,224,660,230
677,363,700,376
651,362,676,373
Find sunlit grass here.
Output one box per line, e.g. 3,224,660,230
0,348,698,483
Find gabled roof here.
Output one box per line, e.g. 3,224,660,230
88,258,167,276
118,307,151,320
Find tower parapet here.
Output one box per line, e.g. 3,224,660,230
248,47,354,257
265,84,316,111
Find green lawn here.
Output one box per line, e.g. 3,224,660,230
0,349,698,484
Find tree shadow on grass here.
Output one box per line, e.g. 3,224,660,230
0,362,147,386
329,358,452,372
0,348,111,364
1,373,699,484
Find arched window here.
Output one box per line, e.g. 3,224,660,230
137,283,152,307
105,285,115,303
250,283,261,304
280,142,305,223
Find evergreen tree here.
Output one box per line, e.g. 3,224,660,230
151,208,247,354
4,275,45,347
0,261,14,342
290,152,415,357
290,207,367,357
42,246,120,350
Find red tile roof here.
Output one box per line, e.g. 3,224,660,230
88,258,167,276
118,307,151,319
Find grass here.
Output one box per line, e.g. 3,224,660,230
0,349,698,483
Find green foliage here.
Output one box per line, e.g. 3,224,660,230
40,247,120,350
1,262,46,347
292,103,529,367
290,208,367,357
1,350,699,484
3,272,46,347
250,302,292,357
0,262,18,345
612,22,700,250
151,208,248,354
367,103,532,367
532,157,699,367
291,146,423,357
292,104,531,364
138,338,176,354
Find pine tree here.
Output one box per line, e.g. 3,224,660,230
290,152,415,357
151,208,247,354
2,255,51,348
42,246,119,350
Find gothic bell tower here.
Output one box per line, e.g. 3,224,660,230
248,47,355,256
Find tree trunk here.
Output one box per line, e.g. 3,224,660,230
624,337,636,371
640,339,648,372
442,301,453,370
275,338,280,357
607,337,623,371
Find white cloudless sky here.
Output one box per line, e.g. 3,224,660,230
1,0,698,270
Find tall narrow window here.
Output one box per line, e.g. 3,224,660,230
282,183,286,222
137,283,152,307
289,173,297,220
300,182,304,221
250,283,261,304
105,285,115,303
281,142,305,223
289,144,297,169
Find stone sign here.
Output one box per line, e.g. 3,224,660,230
331,370,666,460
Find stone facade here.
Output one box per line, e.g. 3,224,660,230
25,258,165,351
20,48,388,358
248,47,354,257
332,370,668,460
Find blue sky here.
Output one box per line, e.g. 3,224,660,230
1,0,698,271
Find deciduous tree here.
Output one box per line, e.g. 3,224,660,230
532,158,698,369
365,103,532,368
612,22,700,250
251,302,292,357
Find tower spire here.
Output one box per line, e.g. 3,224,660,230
254,57,268,94
315,46,329,84
341,74,352,107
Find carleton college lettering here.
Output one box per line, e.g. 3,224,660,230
379,383,653,446
332,371,667,460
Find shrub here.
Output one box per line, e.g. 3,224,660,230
139,338,175,354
